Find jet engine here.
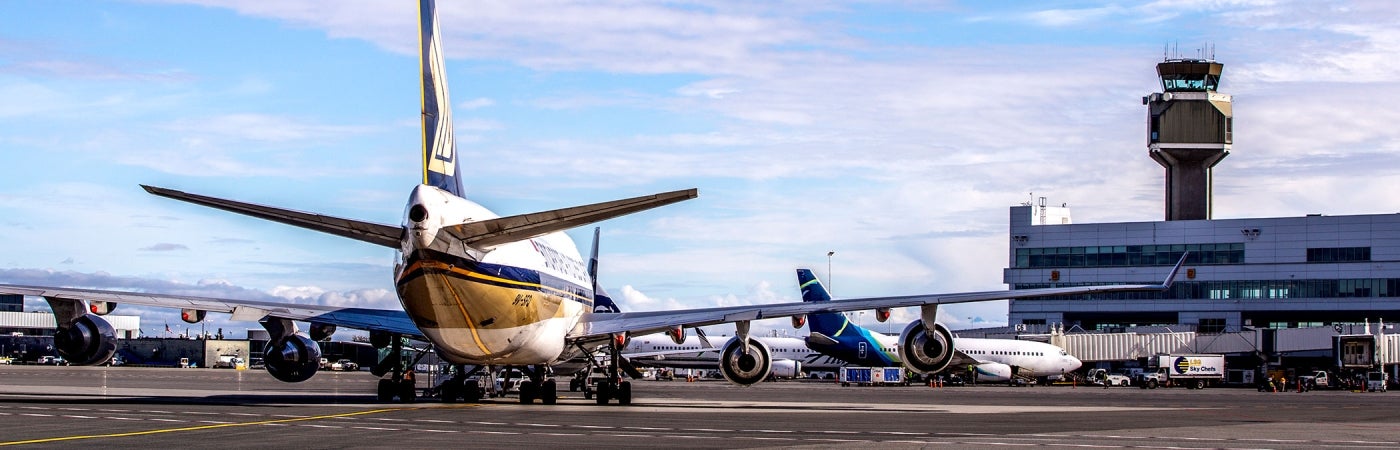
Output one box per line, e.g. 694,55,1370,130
666,325,685,345
770,359,802,379
970,362,1013,382
263,334,322,383
718,337,772,386
898,319,955,374
54,314,117,366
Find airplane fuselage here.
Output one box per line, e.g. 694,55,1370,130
393,185,592,365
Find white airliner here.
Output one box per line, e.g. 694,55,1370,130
0,0,1180,406
624,335,827,379
796,269,1082,382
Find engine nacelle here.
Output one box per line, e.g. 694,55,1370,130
181,308,206,324
898,319,956,374
309,322,336,342
874,307,891,323
770,359,802,379
369,330,392,349
54,314,117,366
263,334,322,383
666,326,685,345
718,337,772,386
611,332,631,349
791,314,806,329
89,301,115,315
970,362,1013,382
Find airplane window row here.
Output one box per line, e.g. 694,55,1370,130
965,350,1047,356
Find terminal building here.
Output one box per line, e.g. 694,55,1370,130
1003,57,1400,333
989,58,1400,382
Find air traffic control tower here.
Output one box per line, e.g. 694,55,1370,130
1144,58,1232,221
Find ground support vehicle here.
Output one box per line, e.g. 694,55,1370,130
1297,370,1333,390
839,367,905,386
330,359,359,371
1087,368,1131,387
1137,354,1224,389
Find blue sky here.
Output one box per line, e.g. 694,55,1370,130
3,1,1400,339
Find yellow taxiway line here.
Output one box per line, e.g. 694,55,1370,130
0,405,481,446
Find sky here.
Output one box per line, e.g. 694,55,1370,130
3,0,1400,340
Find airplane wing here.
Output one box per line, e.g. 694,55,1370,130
142,185,403,249
575,258,1184,340
439,188,697,250
0,284,422,337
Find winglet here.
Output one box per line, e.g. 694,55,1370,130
1160,252,1189,289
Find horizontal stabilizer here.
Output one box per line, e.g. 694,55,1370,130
805,332,839,347
440,188,698,249
141,185,403,248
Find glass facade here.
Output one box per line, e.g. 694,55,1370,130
1015,278,1400,301
0,294,20,313
1014,243,1244,268
1306,247,1371,263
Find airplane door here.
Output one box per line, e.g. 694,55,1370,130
858,342,867,360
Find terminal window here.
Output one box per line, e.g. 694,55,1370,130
0,294,20,312
1014,243,1243,268
1306,247,1370,263
1198,318,1226,334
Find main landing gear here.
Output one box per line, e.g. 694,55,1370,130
436,364,483,403
373,333,431,403
591,334,632,406
515,366,558,405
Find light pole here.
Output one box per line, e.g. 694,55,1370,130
827,251,835,296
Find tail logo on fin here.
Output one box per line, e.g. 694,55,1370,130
419,0,464,197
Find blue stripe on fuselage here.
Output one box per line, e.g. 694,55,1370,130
401,250,594,308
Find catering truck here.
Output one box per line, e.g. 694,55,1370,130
1137,354,1225,389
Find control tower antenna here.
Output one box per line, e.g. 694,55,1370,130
1142,55,1232,221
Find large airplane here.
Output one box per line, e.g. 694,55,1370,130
0,0,1181,406
796,269,1083,382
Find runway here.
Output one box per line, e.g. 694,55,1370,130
1,365,1397,448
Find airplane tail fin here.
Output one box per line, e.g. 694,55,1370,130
419,0,464,197
590,227,621,314
797,269,833,303
795,269,847,339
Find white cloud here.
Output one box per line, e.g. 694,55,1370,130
458,97,495,110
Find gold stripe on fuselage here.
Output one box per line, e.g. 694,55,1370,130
435,270,491,356
397,259,578,360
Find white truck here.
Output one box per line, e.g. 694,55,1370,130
1137,354,1225,389
1297,370,1333,390
1087,368,1131,387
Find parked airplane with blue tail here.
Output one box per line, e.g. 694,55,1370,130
795,269,1084,382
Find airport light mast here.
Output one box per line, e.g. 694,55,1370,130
1144,57,1233,221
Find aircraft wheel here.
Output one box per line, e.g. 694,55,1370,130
569,378,580,392
616,380,632,406
464,379,482,403
541,379,557,405
440,381,459,403
399,379,416,403
377,379,394,402
519,380,537,404
595,380,612,405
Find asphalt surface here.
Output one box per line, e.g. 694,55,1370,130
0,365,1397,449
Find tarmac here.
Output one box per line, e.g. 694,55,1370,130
0,365,1397,448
